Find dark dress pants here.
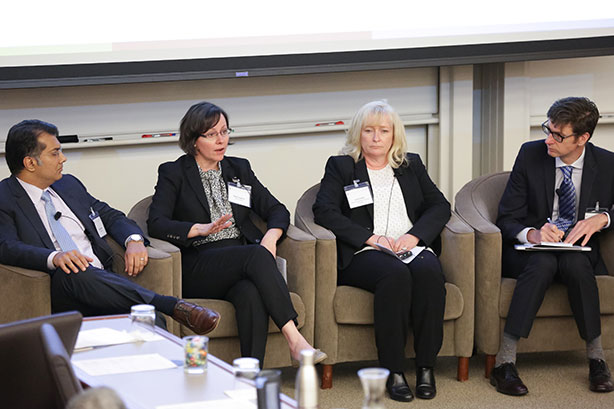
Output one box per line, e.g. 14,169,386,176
50,265,162,322
182,239,298,364
502,246,602,342
339,249,446,371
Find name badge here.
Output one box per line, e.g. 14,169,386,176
585,201,609,220
344,180,373,209
228,182,252,208
89,208,107,238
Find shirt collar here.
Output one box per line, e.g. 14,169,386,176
555,147,585,170
16,177,56,204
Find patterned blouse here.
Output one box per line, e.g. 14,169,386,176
197,165,241,243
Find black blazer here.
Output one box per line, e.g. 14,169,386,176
496,140,614,273
0,174,146,273
147,155,290,251
313,154,451,270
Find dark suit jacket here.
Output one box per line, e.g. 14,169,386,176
0,174,146,274
313,154,451,270
147,155,290,252
496,140,614,275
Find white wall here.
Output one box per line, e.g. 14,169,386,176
0,68,437,215
504,55,614,170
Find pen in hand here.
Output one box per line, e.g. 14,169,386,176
546,217,563,242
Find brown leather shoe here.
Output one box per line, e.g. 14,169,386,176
172,300,220,335
589,359,614,393
490,363,528,396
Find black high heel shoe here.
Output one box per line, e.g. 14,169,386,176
416,367,436,399
386,372,414,402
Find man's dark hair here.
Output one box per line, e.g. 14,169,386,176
547,97,600,140
5,119,59,175
178,102,229,156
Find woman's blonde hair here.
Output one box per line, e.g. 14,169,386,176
340,100,407,168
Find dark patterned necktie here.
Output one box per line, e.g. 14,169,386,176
555,166,576,232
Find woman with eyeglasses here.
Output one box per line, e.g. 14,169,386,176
148,101,325,365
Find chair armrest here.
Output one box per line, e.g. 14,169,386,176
106,237,175,297
439,212,475,357
473,229,503,355
294,211,338,363
0,264,51,323
277,224,317,343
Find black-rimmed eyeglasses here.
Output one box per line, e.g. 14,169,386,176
541,121,576,143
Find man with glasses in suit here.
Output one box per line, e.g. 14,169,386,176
492,97,614,395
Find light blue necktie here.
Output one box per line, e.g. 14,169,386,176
554,166,576,232
41,190,79,252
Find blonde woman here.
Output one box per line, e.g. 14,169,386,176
313,100,450,402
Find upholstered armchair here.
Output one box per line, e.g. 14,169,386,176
295,183,475,388
128,196,317,368
455,171,614,378
0,238,174,326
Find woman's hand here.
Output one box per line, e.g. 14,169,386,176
260,228,283,258
187,214,233,238
366,234,395,251
393,234,419,253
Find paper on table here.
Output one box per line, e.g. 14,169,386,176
224,388,257,401
75,327,164,351
73,353,176,376
156,399,257,409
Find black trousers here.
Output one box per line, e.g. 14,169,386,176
49,265,169,327
339,250,446,371
182,240,297,364
502,246,602,342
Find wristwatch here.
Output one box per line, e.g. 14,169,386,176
126,234,144,244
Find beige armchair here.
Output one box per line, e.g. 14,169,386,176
455,171,614,378
128,196,317,368
295,184,475,388
0,237,174,326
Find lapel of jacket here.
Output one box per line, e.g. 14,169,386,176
354,159,374,220
220,158,249,221
578,143,597,218
8,176,55,249
543,151,556,215
393,164,417,223
184,156,211,217
51,180,96,239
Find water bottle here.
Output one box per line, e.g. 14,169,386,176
295,349,318,409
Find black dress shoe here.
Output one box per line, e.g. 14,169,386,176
416,367,436,399
386,372,414,402
172,300,220,335
589,359,614,393
490,363,528,396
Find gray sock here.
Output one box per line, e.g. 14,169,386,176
495,332,519,367
587,335,605,361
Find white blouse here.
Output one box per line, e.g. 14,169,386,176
367,165,412,240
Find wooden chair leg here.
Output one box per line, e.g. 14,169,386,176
485,354,496,379
321,364,333,389
457,357,469,381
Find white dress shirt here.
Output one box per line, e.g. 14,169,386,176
517,147,610,243
17,178,103,269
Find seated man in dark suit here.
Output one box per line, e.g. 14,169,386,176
492,97,614,395
0,119,220,334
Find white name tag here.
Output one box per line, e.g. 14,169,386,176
89,210,107,238
344,181,373,209
228,182,252,208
